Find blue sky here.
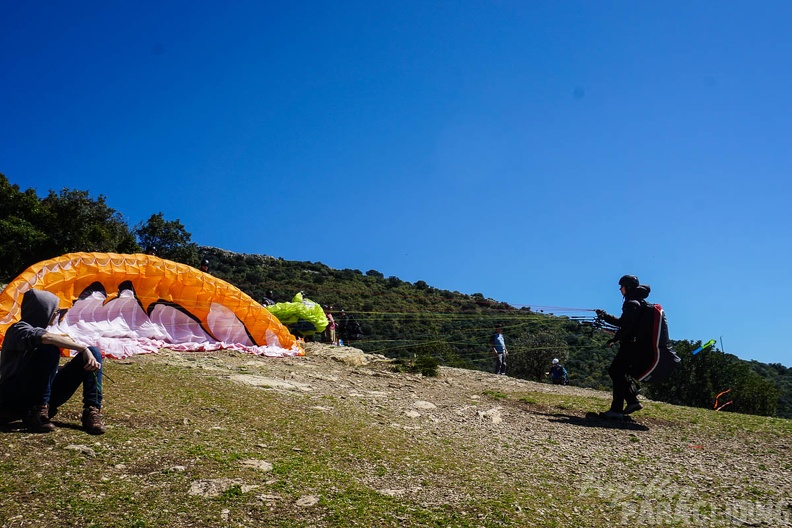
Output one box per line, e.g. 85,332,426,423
2,1,790,366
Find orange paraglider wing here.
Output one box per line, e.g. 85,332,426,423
0,252,301,358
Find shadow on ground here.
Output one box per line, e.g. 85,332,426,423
543,411,650,431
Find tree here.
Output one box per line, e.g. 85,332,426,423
645,341,780,417
40,188,139,257
134,212,199,266
0,176,139,282
0,175,48,281
508,331,569,381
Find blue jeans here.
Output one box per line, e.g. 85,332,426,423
0,344,102,416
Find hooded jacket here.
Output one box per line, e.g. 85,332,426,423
600,284,651,347
0,289,60,387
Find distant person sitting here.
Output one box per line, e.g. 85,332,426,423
549,358,568,385
261,290,276,306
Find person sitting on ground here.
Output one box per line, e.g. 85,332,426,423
549,358,568,385
0,289,106,434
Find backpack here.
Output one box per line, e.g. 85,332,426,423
631,302,681,383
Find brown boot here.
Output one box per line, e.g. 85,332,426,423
23,404,56,433
82,406,106,435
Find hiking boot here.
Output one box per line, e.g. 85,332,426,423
82,406,106,435
23,404,56,433
599,410,624,420
624,402,643,415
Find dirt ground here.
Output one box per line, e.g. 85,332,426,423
152,342,791,527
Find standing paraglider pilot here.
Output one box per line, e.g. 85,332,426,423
595,275,649,419
0,290,106,434
490,323,508,375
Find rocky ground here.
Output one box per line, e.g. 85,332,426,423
152,342,791,526
2,342,790,527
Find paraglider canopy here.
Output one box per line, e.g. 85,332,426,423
266,292,329,337
0,252,302,358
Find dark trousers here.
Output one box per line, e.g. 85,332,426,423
0,344,102,418
608,347,639,412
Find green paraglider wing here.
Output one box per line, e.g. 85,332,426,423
266,293,328,336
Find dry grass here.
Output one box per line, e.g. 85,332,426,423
1,343,790,527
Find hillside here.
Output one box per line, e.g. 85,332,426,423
198,247,792,419
0,243,789,419
2,175,788,417
1,344,789,527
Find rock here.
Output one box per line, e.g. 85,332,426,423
189,478,243,497
230,374,313,391
241,459,273,472
477,407,503,424
296,495,320,507
64,444,96,457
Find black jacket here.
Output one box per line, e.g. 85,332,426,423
601,285,651,347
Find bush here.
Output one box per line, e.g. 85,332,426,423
391,355,440,377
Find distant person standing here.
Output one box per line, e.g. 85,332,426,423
337,309,347,346
490,323,507,375
338,309,363,347
324,305,337,346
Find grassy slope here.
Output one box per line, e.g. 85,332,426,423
1,348,790,528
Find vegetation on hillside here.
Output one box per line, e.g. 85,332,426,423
0,173,789,418
199,247,787,418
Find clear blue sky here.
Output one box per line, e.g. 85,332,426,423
2,1,790,366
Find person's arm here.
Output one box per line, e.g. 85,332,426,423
607,301,642,345
40,332,101,371
596,309,621,326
